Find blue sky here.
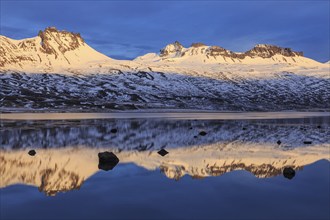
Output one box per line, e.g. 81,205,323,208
1,0,329,62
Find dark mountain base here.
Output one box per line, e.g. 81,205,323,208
1,72,329,112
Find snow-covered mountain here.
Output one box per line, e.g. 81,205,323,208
135,41,320,66
0,27,326,73
0,27,111,73
0,27,329,111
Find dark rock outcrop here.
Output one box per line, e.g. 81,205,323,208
38,27,84,57
245,44,303,58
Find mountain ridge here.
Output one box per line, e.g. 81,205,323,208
0,27,326,74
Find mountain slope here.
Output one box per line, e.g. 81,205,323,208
0,27,111,73
0,27,329,111
1,71,329,111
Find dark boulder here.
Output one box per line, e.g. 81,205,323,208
28,150,36,156
199,131,207,136
98,151,119,171
110,128,117,133
283,167,295,180
158,149,169,156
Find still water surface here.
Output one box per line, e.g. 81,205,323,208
1,113,329,219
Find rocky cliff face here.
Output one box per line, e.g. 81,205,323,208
37,27,85,58
246,44,303,58
0,36,35,67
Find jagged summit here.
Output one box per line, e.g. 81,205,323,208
37,27,85,56
0,27,110,72
159,41,184,57
247,44,303,58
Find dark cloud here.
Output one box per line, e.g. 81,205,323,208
1,1,329,62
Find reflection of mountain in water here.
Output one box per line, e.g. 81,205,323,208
1,117,329,150
1,117,329,196
1,143,329,196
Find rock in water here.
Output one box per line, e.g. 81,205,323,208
158,149,169,156
199,131,207,136
283,167,295,180
98,151,119,171
28,150,36,156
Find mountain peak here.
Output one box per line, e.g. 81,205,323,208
39,27,83,40
159,41,184,57
247,44,303,58
37,27,85,56
0,27,110,71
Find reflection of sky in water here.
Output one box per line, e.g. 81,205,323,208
1,116,329,219
1,161,329,219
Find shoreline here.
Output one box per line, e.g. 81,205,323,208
1,111,329,120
